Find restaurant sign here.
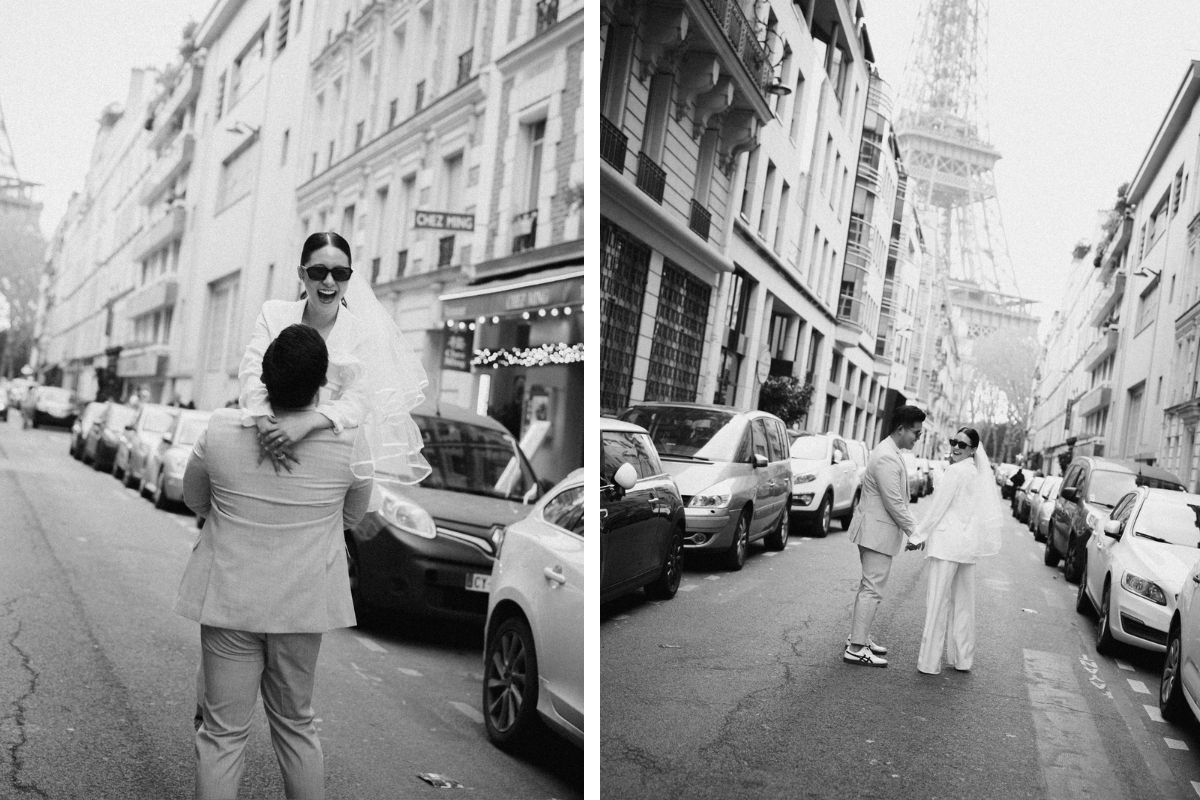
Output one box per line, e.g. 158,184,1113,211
442,329,474,372
414,210,475,231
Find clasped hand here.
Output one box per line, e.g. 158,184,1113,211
905,540,925,551
255,415,308,474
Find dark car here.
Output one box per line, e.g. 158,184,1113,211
21,386,78,429
600,418,686,604
1015,476,1045,523
1047,456,1184,584
113,403,180,488
347,401,541,623
70,402,107,459
83,402,139,471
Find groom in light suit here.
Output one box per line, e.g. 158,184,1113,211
844,405,926,667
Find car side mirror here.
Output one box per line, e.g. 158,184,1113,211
125,424,135,430
752,453,769,469
1103,519,1122,539
613,462,637,491
1060,486,1078,503
161,432,174,445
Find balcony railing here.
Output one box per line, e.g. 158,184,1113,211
866,74,894,120
697,0,771,102
512,209,538,253
689,199,712,241
536,0,559,34
457,49,473,87
636,152,666,204
601,116,628,172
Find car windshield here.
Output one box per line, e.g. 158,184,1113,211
620,407,745,460
1133,496,1200,547
105,405,138,431
176,416,211,446
413,415,537,501
39,387,73,403
1041,478,1062,498
142,407,178,433
1087,470,1138,508
790,434,830,460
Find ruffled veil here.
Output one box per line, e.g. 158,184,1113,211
972,442,1003,557
342,270,432,492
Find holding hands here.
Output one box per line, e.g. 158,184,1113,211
255,414,323,473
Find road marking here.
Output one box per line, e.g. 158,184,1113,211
1023,649,1122,799
679,585,697,592
1166,737,1189,750
1144,704,1165,723
1191,781,1200,797
1128,679,1151,695
764,552,777,558
396,667,423,677
1117,660,1135,671
355,636,387,653
704,575,721,581
611,614,630,620
348,662,382,683
1043,588,1065,609
449,701,484,725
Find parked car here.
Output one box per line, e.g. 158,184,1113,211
347,401,541,622
1030,476,1062,542
141,409,213,509
69,402,106,459
916,458,935,496
619,403,791,570
21,385,77,429
844,438,869,484
82,402,139,471
902,451,922,502
786,431,860,536
1047,456,1185,584
0,389,8,422
1078,487,1200,656
1161,556,1200,724
483,468,583,751
1002,468,1035,500
599,418,686,603
1015,476,1045,523
113,403,180,488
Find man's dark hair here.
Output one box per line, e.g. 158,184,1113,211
262,324,328,411
890,405,927,433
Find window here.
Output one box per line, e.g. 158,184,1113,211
774,181,790,253
230,27,267,106
751,420,769,459
280,129,289,165
388,98,398,129
341,204,355,238
739,146,761,219
765,419,787,462
295,0,303,32
204,274,240,373
218,138,259,210
1172,166,1184,217
542,485,584,535
215,71,226,120
276,0,291,53
788,66,806,140
758,160,776,235
355,120,365,150
829,351,842,383
514,119,545,253
442,152,464,211
1137,280,1159,332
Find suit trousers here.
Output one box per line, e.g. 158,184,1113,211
196,625,325,800
849,545,894,647
917,557,977,674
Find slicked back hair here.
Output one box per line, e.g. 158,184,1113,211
890,404,927,433
262,324,328,411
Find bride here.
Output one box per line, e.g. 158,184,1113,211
907,427,1002,674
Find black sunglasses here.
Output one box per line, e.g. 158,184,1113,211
303,264,353,282
950,439,973,449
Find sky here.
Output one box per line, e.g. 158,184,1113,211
0,0,216,238
863,0,1200,341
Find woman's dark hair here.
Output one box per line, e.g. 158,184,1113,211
301,231,352,267
890,405,927,432
262,324,328,411
957,427,980,448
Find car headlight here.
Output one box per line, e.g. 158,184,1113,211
378,491,437,539
491,524,507,558
690,489,731,508
1122,572,1167,605
793,473,817,484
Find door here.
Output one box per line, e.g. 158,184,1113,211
600,431,656,592
832,438,854,510
1087,492,1137,607
749,419,773,535
1052,465,1083,551
762,419,789,525
534,487,584,734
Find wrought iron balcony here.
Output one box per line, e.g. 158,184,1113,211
457,49,473,87
512,209,538,254
696,0,771,103
636,152,666,204
536,0,558,34
689,199,712,241
601,116,627,172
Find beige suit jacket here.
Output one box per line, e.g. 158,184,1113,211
848,437,917,557
174,408,373,633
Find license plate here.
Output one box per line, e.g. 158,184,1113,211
466,573,491,592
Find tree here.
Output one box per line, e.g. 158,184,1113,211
0,201,46,378
970,330,1040,461
758,376,814,428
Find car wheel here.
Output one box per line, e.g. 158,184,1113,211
1096,581,1117,656
153,470,170,510
111,457,124,480
842,493,859,531
1044,536,1061,567
483,615,541,751
1075,564,1093,616
812,494,831,538
722,512,750,571
646,526,684,599
764,508,789,551
123,464,139,489
1161,625,1190,723
1034,519,1046,543
1063,535,1083,584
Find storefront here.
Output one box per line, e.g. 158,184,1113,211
439,252,583,485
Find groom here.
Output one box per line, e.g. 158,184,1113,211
843,404,926,667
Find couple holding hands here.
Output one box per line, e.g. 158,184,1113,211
844,406,1003,674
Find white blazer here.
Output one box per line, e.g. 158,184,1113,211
909,458,981,563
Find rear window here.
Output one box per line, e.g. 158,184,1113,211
1086,470,1137,508
790,434,830,460
105,405,138,431
1133,495,1200,548
415,414,537,501
142,407,178,433
621,407,747,461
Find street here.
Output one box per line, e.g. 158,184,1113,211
0,417,581,799
601,492,1200,800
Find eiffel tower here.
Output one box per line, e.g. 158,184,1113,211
0,98,38,206
894,0,1038,345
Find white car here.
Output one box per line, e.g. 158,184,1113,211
483,468,583,751
1077,487,1200,655
1030,476,1062,542
1162,543,1200,723
844,438,869,484
902,451,922,502
787,431,860,536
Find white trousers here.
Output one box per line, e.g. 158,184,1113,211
918,558,976,674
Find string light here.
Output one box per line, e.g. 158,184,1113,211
472,343,584,368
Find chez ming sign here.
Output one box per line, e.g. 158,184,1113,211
413,210,475,231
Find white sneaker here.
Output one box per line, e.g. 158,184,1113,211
844,646,888,667
845,636,888,656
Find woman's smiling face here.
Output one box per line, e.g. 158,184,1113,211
298,244,351,311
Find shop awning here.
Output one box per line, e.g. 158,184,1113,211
439,266,583,321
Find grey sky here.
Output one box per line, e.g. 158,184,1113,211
864,0,1200,340
0,0,215,239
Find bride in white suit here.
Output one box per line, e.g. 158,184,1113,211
907,426,1002,674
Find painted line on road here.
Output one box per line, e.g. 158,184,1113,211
1042,588,1065,609
764,552,778,558
1166,738,1189,751
355,636,387,653
449,701,484,725
1117,660,1135,671
348,662,383,683
1128,679,1151,695
704,575,721,581
679,585,697,592
1144,704,1165,723
1023,649,1122,799
1191,781,1200,797
397,667,423,677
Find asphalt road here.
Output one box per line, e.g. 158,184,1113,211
0,415,581,799
601,486,1200,800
